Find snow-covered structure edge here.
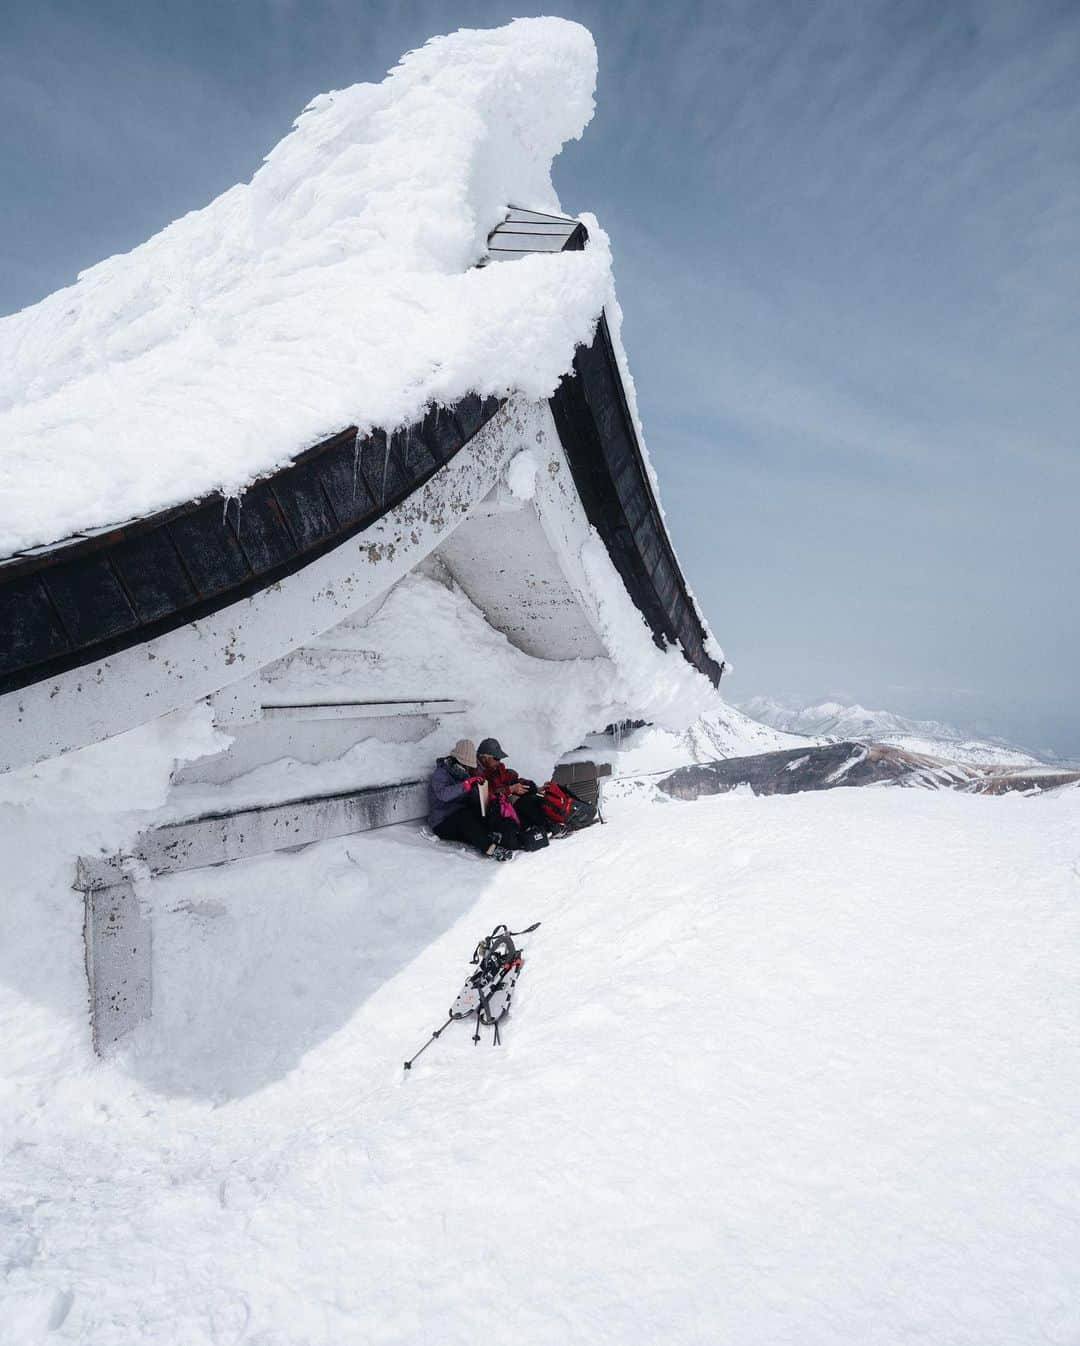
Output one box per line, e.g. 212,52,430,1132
0,20,727,1055
0,213,721,775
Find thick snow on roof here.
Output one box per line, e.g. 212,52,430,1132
0,18,611,556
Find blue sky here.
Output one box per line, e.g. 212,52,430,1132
3,0,1077,755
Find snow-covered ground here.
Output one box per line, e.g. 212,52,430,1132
4,784,1079,1345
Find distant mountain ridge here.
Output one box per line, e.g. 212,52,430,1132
737,697,957,741
735,696,1043,768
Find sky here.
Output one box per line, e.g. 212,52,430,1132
2,0,1077,757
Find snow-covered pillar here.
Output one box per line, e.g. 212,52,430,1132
75,858,152,1054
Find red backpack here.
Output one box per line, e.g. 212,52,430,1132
540,782,599,831
540,782,574,829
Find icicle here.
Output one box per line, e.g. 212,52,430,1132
381,432,392,501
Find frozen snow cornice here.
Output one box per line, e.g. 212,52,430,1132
0,18,603,554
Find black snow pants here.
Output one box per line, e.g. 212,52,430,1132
434,791,499,854
486,790,551,850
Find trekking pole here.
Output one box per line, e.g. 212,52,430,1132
403,1015,453,1071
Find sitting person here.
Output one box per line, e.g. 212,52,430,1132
428,738,514,862
476,737,551,841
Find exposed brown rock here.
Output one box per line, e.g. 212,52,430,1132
657,741,1080,801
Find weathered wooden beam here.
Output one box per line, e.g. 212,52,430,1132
261,699,465,721
79,876,152,1055
2,401,518,774
79,780,428,888
76,778,429,1052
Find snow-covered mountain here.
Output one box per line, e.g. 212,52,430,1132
573,701,815,783
735,696,1042,768
738,696,962,742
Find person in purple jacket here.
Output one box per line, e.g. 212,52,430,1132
428,738,514,862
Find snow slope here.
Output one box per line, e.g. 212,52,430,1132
738,695,1041,767
4,785,1079,1344
0,19,609,555
874,732,1043,768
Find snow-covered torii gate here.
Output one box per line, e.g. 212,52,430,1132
0,21,726,1053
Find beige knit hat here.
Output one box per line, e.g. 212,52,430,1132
450,738,478,770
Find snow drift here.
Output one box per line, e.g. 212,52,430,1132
0,18,610,555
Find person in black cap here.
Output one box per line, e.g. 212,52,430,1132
476,737,550,842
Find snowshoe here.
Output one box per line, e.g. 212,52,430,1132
480,961,520,1024
405,923,540,1068
450,925,522,1022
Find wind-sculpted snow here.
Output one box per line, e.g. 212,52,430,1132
0,18,607,555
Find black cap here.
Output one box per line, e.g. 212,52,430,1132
477,737,507,760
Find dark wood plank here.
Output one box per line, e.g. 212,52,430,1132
43,557,139,648
167,507,251,597
0,575,71,676
110,530,198,623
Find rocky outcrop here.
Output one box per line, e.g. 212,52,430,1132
658,741,1080,800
